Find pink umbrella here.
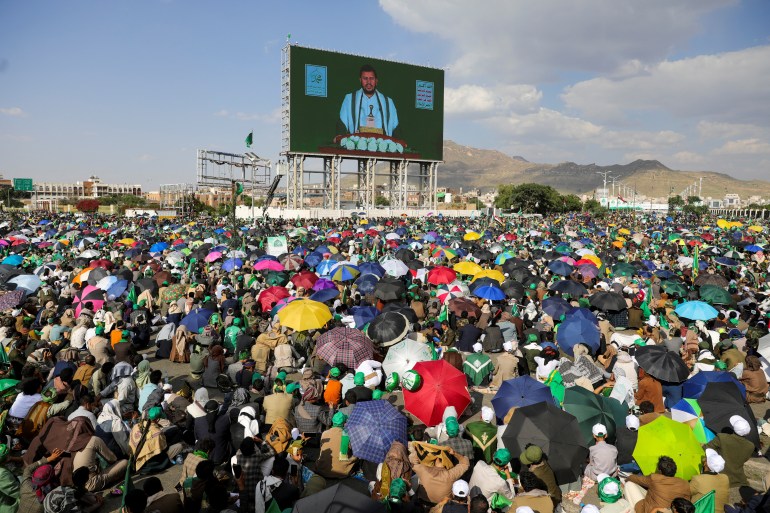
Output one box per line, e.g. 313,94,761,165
253,259,285,272
558,256,577,266
205,251,223,263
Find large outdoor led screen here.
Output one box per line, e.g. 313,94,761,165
288,46,444,161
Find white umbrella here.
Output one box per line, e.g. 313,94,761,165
382,338,433,377
385,233,401,240
381,259,409,277
79,249,100,259
165,251,185,266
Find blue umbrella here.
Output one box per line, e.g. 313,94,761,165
350,306,379,328
180,308,216,333
106,279,129,298
346,400,407,463
472,284,506,301
675,301,719,321
38,220,51,225
255,254,279,262
354,273,379,294
292,246,310,256
548,260,574,276
557,307,600,355
1,255,23,266
358,262,385,278
329,263,359,282
655,270,676,279
304,252,323,268
542,297,572,319
714,257,738,267
222,258,243,272
314,245,332,255
150,242,169,253
682,371,746,400
641,259,657,270
8,274,42,295
491,376,554,423
745,245,763,253
310,288,339,303
316,259,336,276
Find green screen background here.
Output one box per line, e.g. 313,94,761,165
289,46,444,161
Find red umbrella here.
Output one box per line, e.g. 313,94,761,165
427,266,457,285
258,286,290,311
290,270,319,290
403,360,471,427
89,259,113,270
316,327,374,369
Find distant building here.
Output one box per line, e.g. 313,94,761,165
33,175,142,200
724,194,740,208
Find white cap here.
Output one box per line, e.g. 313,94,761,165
596,473,610,483
646,315,657,327
503,341,513,352
162,383,173,392
452,479,469,498
626,415,640,431
291,427,301,440
729,415,751,436
705,448,725,473
592,423,607,437
481,406,494,423
581,505,601,513
473,342,483,353
516,508,536,513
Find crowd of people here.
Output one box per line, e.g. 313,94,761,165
0,209,766,513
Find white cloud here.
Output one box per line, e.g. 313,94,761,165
445,84,541,116
562,45,770,126
380,0,734,82
0,107,25,117
714,138,770,155
488,108,603,141
601,130,685,151
671,151,706,165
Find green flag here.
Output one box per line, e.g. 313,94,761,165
235,182,244,196
245,131,253,148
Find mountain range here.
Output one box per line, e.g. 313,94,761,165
439,140,770,199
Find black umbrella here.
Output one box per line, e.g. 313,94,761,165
405,260,424,271
0,264,24,284
469,277,501,291
367,311,409,347
521,275,543,290
85,266,109,285
699,381,760,449
291,483,385,513
374,278,405,301
504,265,534,284
395,248,415,263
634,345,689,383
588,291,627,312
694,273,729,288
549,279,588,297
114,267,134,282
501,280,525,300
134,277,158,296
502,402,588,483
381,303,418,323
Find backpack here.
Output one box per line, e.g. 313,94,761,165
17,400,52,442
32,464,57,503
43,486,79,513
252,342,272,374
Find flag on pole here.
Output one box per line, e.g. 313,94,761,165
245,132,253,148
692,245,699,279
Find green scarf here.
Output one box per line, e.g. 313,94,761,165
545,369,565,406
339,428,350,460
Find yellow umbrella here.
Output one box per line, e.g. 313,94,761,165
730,221,744,228
463,231,482,241
118,238,136,246
618,228,631,235
716,219,730,229
57,238,71,246
748,225,764,233
277,299,332,331
472,269,506,283
612,241,624,249
615,236,627,242
607,223,617,227
453,261,483,276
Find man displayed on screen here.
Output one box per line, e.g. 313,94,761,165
335,64,399,141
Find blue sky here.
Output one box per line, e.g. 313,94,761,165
1,0,769,189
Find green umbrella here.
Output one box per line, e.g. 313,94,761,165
266,271,290,286
611,262,636,277
562,386,627,446
633,416,704,480
660,280,688,297
698,285,734,306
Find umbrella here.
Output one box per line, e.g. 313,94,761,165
547,260,574,276
367,312,409,347
258,286,290,311
149,242,168,253
403,360,471,427
501,402,588,483
694,274,729,288
381,259,409,277
309,288,339,303
358,262,385,278
330,263,360,282
277,299,332,331
280,254,304,271
698,285,733,305
541,297,572,319
160,283,186,302
312,278,337,291
382,338,434,377
675,301,718,321
265,271,290,287
660,280,688,297
316,327,374,369
1,255,23,266
72,285,105,316
0,290,24,311
204,251,223,263
472,284,506,301
634,345,689,383
106,279,129,299
8,274,42,295
381,303,418,323
374,279,405,301
557,307,600,356
354,274,379,295
633,416,704,480
290,270,319,290
671,398,716,444
500,280,525,300
491,376,554,423
347,400,408,463
562,386,628,445
291,483,385,513
682,371,746,400
222,258,243,272
699,381,760,448
350,306,379,328
447,297,481,318
179,308,216,333
427,266,457,286
253,259,284,272
588,292,627,312
453,261,483,276
472,269,506,283
549,279,588,297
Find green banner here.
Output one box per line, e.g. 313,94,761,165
266,236,288,257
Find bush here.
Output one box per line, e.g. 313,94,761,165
76,199,100,212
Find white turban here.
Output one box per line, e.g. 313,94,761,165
705,448,725,473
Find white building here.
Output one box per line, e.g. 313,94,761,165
33,175,142,200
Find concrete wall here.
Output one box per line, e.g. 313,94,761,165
235,206,482,220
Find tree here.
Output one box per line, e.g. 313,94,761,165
668,195,685,211
494,183,561,215
560,194,583,212
583,198,606,214
76,199,100,212
686,195,701,205
375,195,390,207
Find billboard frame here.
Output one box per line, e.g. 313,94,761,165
280,44,440,211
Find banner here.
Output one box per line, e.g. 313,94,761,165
266,236,288,257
